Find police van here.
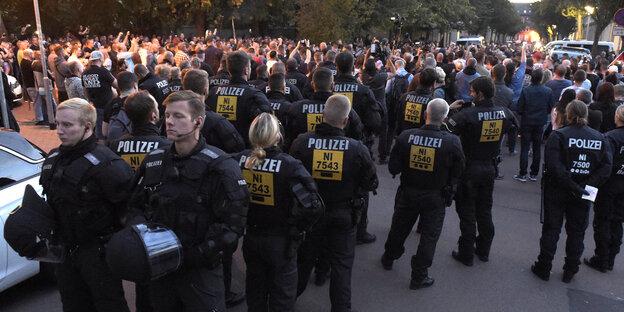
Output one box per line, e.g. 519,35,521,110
455,36,485,46
544,40,615,55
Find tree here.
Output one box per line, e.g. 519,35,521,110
293,0,374,42
530,0,576,41
580,0,624,56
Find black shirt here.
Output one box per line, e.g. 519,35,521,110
82,65,115,109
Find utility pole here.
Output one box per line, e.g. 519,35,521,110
33,0,56,129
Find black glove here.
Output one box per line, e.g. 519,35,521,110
442,185,457,207
185,243,223,269
570,183,589,198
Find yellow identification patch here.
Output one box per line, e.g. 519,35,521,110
480,120,502,142
306,113,323,131
217,96,237,121
122,154,147,171
243,170,275,206
335,92,354,107
312,150,344,181
409,145,435,172
404,102,422,123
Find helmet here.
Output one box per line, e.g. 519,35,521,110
106,223,183,282
4,184,66,263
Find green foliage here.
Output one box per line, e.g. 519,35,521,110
0,0,524,40
530,0,576,41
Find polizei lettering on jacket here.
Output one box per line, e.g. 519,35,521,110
405,94,430,104
407,135,442,148
478,111,505,121
265,86,291,94
307,138,350,150
302,103,324,113
568,138,602,150
216,86,245,96
238,155,282,172
210,79,230,86
117,141,160,153
334,84,358,92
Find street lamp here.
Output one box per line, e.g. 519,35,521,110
231,0,243,44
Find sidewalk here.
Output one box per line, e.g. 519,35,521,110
10,100,60,153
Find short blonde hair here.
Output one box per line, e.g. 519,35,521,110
323,94,350,127
58,98,96,126
246,113,280,170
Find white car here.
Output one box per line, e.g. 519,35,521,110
6,74,22,102
0,130,46,292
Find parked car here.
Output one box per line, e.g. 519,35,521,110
6,75,22,103
544,39,615,55
549,47,592,61
0,130,46,292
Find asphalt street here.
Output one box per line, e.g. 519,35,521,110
2,103,624,311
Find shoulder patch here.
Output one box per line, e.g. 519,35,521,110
448,118,456,127
201,148,219,159
148,149,165,155
48,151,59,158
84,152,100,165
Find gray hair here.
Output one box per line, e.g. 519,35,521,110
427,99,449,123
576,89,592,105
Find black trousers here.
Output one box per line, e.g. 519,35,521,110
519,124,543,176
378,113,392,159
55,241,129,312
592,178,624,266
455,166,496,260
150,264,225,312
243,234,297,312
383,186,445,278
298,207,356,312
356,192,370,237
537,183,590,273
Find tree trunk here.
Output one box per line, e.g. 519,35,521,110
195,10,205,38
591,18,603,57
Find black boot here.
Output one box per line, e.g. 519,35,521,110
410,267,434,289
583,256,608,273
380,254,394,270
531,261,550,281
451,250,473,267
562,270,575,283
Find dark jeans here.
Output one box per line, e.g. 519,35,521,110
150,264,225,312
243,234,297,312
537,183,591,273
592,178,624,266
298,206,356,312
55,241,129,312
519,124,543,176
383,186,445,276
455,166,496,260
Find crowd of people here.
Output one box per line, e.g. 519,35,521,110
1,25,624,312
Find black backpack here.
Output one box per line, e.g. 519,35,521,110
387,74,409,112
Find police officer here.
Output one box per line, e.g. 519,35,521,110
108,90,169,312
291,95,378,312
334,51,383,244
447,76,518,266
135,64,170,111
109,91,171,170
285,67,364,151
257,62,304,103
41,98,133,311
585,105,624,272
395,68,436,134
206,50,273,147
208,59,230,92
381,99,465,289
128,91,249,311
286,57,308,91
103,71,138,141
183,68,246,153
233,113,323,312
531,100,612,283
183,68,246,307
266,72,292,125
